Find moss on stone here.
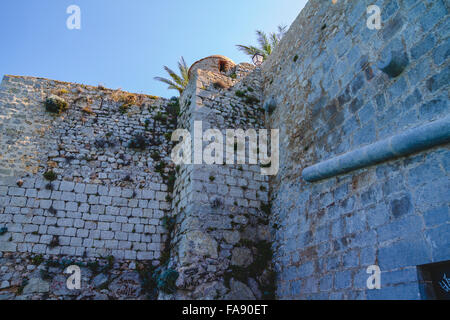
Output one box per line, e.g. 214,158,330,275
43,170,57,181
235,90,246,98
45,95,68,113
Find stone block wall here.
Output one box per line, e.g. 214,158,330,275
0,0,448,301
262,0,449,299
163,61,275,299
0,75,176,263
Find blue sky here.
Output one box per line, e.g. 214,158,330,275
0,0,307,98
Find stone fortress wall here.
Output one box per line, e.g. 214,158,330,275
0,76,176,299
0,0,449,300
0,62,275,299
0,75,175,261
262,0,449,299
165,60,274,299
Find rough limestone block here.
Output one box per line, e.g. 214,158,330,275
85,184,98,195
61,192,76,202
74,183,86,193
59,181,75,192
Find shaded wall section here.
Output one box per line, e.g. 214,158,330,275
262,0,449,299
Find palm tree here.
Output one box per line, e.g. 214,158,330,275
154,57,190,95
236,25,287,61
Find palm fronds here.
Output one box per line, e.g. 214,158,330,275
154,57,190,95
236,45,264,58
237,25,288,62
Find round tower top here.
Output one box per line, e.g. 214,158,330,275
188,55,236,78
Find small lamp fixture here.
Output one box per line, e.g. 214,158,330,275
252,53,264,66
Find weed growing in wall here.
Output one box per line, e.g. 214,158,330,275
49,236,60,248
244,95,260,105
81,106,94,114
260,202,271,215
137,262,159,299
162,215,176,232
31,254,44,266
119,103,131,114
128,134,148,150
150,152,161,162
167,172,176,193
164,132,172,141
43,170,57,181
235,90,246,98
45,95,68,114
155,269,179,294
40,269,52,281
144,119,151,130
154,112,168,124
155,161,166,174
54,88,69,96
166,97,180,118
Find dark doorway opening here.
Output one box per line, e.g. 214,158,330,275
417,260,450,300
219,60,227,73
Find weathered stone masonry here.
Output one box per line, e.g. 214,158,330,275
0,63,274,300
262,0,449,299
0,0,449,300
0,76,176,299
0,75,175,261
163,58,274,300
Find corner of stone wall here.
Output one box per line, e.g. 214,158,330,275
160,62,276,300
